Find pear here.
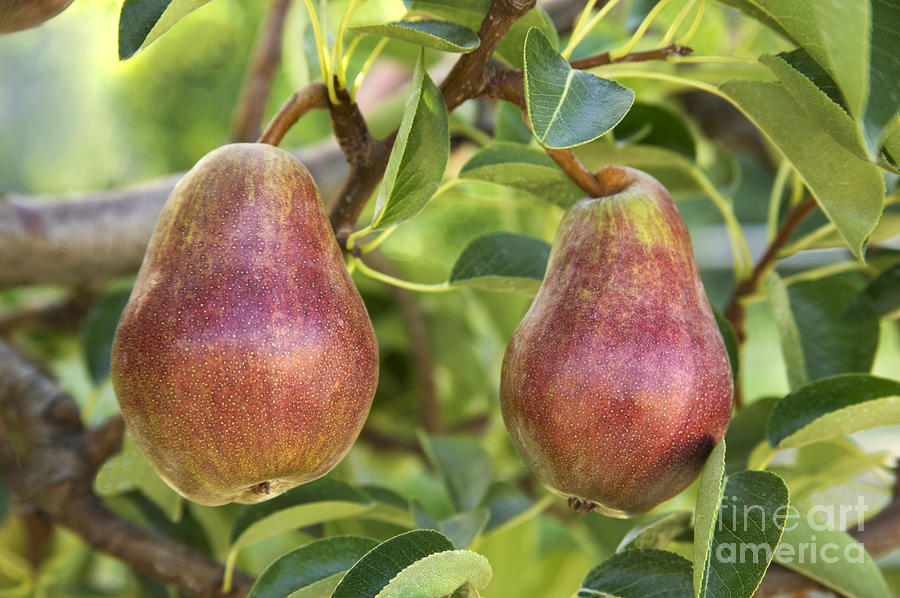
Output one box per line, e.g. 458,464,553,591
0,0,74,33
111,143,379,506
500,166,732,517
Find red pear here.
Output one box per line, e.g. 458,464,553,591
0,0,74,33
500,166,732,517
112,143,378,506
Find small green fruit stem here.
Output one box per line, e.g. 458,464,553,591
608,0,674,60
562,0,624,59
661,0,698,46
301,0,339,104
677,0,706,45
351,258,453,293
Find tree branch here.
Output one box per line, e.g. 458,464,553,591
569,43,692,70
231,0,293,142
0,342,254,598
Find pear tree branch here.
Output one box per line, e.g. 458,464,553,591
231,0,294,142
0,341,254,598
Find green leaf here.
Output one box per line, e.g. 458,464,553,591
371,53,449,229
717,0,871,120
775,513,892,598
724,398,778,475
331,529,454,598
494,101,532,144
229,479,372,549
713,307,739,384
482,482,536,533
852,261,900,317
579,549,694,598
448,232,551,294
786,272,880,381
699,471,789,598
765,273,807,390
523,28,634,149
613,101,696,160
413,505,489,549
118,0,214,60
767,374,900,449
418,434,492,512
762,51,866,159
720,80,885,260
864,0,900,153
95,434,182,520
375,550,492,598
248,536,378,598
692,440,726,597
80,288,131,384
351,20,480,53
459,143,585,207
617,511,693,552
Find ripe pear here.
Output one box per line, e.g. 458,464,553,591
500,166,732,517
111,143,379,506
0,0,74,33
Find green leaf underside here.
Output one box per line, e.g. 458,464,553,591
786,273,880,382
617,511,693,552
375,550,492,598
693,440,726,596
419,434,493,512
775,516,892,598
331,529,454,598
459,143,584,207
449,232,551,293
720,80,884,260
230,479,371,550
579,549,694,598
247,536,378,598
524,28,634,148
351,20,480,52
118,0,213,60
768,374,900,448
700,471,789,598
372,53,449,229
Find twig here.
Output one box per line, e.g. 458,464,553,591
546,148,606,197
569,43,692,69
723,196,817,345
257,82,330,146
0,342,255,598
231,0,293,142
365,252,441,434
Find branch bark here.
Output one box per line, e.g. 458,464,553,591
0,342,254,598
231,0,293,142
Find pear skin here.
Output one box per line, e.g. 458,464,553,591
500,166,732,517
0,0,74,33
112,143,378,506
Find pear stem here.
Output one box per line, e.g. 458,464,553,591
257,82,330,146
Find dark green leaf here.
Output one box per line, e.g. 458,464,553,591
766,272,807,389
81,288,131,384
459,143,584,207
482,482,534,532
725,398,778,474
413,504,490,548
372,52,449,229
852,262,900,317
864,0,900,153
767,374,900,448
579,549,694,598
523,28,634,148
699,471,789,598
713,307,739,384
331,529,454,598
248,536,378,598
448,232,551,294
118,0,214,60
613,102,696,159
616,511,692,552
351,20,480,53
419,434,493,512
787,273,880,381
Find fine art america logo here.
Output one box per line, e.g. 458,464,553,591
714,495,870,565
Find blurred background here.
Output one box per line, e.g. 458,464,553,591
1,0,899,595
